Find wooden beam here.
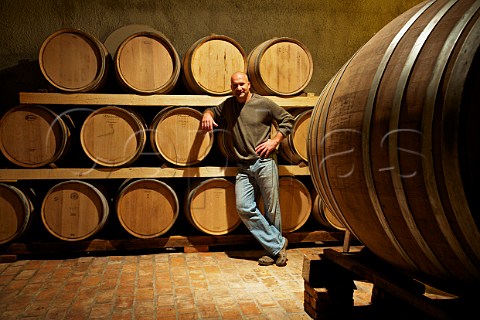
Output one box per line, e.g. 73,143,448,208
19,92,319,108
0,165,310,181
2,231,343,256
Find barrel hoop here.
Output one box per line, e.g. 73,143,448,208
308,78,334,198
250,43,266,93
294,110,311,162
422,1,480,278
50,110,71,161
443,9,480,262
388,0,458,275
280,109,311,164
0,183,32,244
311,62,352,232
361,0,436,272
314,56,359,236
247,44,262,94
217,128,236,160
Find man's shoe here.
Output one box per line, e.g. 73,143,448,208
258,255,275,266
275,238,288,267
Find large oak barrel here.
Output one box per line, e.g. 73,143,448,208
116,179,179,238
184,178,240,235
113,28,181,94
279,108,312,164
0,105,71,168
150,107,214,166
247,37,313,96
307,0,480,294
80,106,147,167
0,183,34,244
39,28,110,92
41,180,109,241
183,35,247,95
259,176,311,233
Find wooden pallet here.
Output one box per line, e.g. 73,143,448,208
0,230,344,262
303,247,477,319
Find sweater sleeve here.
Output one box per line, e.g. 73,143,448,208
206,101,227,127
270,101,294,138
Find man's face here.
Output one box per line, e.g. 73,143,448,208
231,74,250,101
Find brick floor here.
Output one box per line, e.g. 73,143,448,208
2,240,466,320
0,244,380,319
1,245,345,319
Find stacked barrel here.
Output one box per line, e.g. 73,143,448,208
0,25,336,246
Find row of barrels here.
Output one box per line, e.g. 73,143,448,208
0,177,344,245
0,105,312,168
38,25,314,96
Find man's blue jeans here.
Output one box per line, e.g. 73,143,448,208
235,158,285,256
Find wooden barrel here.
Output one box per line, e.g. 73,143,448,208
182,35,247,95
247,37,313,96
39,28,110,92
279,108,312,164
258,176,311,233
307,0,480,294
0,105,71,168
184,178,240,235
150,107,214,166
104,24,158,58
41,180,109,241
216,128,236,161
80,106,147,167
116,179,179,238
311,189,345,231
0,183,34,244
114,29,181,94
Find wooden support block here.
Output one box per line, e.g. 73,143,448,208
302,253,322,286
302,252,356,289
0,255,17,263
304,281,354,319
303,254,356,319
183,245,209,253
304,281,330,302
303,301,318,319
342,230,351,252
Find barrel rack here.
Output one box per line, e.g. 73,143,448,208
302,246,477,319
0,92,347,261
